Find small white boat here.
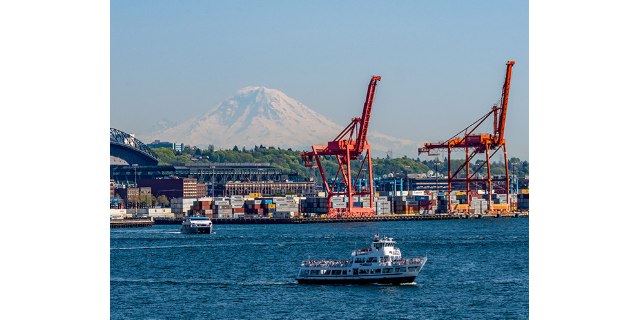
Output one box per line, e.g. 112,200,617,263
296,234,427,285
180,217,213,234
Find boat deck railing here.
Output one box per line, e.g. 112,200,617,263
301,257,424,268
301,261,350,268
352,249,401,256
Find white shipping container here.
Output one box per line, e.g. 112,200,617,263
332,202,347,208
110,209,127,219
148,208,172,214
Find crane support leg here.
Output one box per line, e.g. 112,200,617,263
346,148,352,211
448,145,452,213
503,143,510,212
485,142,492,213
466,146,471,213
367,146,374,207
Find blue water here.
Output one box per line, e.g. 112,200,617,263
111,219,528,319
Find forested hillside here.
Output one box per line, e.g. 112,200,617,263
152,145,529,179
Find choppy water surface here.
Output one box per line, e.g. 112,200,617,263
111,219,528,319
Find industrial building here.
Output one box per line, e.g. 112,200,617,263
110,163,285,186
136,178,206,199
147,140,185,152
222,181,315,197
110,162,289,196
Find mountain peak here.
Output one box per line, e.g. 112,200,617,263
137,86,420,157
235,86,284,99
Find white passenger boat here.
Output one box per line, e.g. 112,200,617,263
296,235,427,284
180,217,213,234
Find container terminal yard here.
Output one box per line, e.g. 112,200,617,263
110,190,529,228
110,61,528,228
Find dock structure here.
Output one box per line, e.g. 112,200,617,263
120,213,528,227
110,219,154,228
208,212,528,224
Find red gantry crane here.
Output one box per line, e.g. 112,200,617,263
300,76,381,218
418,61,515,214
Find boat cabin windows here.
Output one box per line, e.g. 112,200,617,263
374,243,383,251
373,269,381,274
354,269,373,275
307,269,346,276
355,257,365,264
382,268,393,274
365,257,378,263
395,267,407,273
408,267,417,272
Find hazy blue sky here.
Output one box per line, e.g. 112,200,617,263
111,0,529,160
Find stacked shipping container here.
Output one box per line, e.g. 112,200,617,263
517,189,529,210
166,188,529,220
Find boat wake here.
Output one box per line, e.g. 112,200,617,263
110,278,295,286
110,244,216,250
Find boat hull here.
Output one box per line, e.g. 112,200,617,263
296,276,416,285
180,226,212,234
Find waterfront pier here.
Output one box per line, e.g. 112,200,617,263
110,219,154,228
149,213,528,226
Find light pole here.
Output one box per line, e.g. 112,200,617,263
405,166,411,192
434,161,439,195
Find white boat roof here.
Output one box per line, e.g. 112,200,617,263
373,236,395,243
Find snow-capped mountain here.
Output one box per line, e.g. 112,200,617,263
137,86,421,157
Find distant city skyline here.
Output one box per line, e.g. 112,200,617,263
111,1,529,160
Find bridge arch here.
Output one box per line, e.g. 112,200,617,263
110,128,159,166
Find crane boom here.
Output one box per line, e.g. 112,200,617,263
300,75,381,218
418,61,515,215
355,76,381,154
495,61,515,143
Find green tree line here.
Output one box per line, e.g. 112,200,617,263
153,146,529,180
